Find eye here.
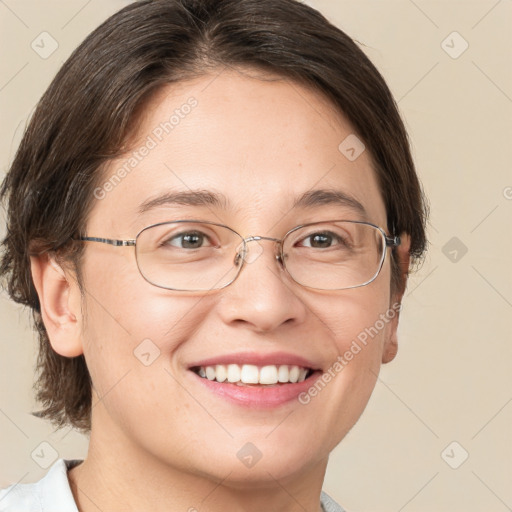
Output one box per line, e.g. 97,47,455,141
164,230,213,249
298,231,348,249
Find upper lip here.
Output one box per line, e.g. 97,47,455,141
188,351,321,371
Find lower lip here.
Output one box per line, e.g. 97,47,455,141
189,370,322,408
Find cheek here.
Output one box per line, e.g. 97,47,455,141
316,264,392,355
318,291,390,392
78,253,209,395
79,282,212,449
295,277,393,445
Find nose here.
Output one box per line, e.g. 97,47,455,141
216,237,307,333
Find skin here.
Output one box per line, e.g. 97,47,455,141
30,67,410,512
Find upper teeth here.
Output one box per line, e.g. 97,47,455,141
196,364,310,385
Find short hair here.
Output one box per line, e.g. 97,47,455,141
0,0,428,432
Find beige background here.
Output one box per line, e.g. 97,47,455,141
1,1,511,511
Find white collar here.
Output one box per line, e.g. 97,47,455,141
0,459,81,512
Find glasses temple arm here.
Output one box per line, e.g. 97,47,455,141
73,236,136,247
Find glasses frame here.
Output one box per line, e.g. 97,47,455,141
73,219,401,292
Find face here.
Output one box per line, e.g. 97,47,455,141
40,68,407,486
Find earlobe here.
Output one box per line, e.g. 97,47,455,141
382,301,400,364
382,332,398,364
30,253,83,357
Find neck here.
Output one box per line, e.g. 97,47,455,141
68,405,328,512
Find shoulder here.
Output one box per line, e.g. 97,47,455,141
320,490,349,512
0,459,82,512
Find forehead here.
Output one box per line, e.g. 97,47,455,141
87,68,387,235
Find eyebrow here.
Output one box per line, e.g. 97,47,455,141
293,189,368,219
137,188,367,219
138,190,228,214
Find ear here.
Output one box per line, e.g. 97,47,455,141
30,253,83,357
382,233,411,364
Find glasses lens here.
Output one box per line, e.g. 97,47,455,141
135,221,243,291
282,221,386,290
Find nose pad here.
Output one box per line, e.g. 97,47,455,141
234,239,264,265
233,243,244,266
234,238,285,267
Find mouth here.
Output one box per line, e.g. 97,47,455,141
186,352,323,407
190,363,316,386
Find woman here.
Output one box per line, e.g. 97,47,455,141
0,0,427,510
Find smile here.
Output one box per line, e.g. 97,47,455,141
187,352,322,407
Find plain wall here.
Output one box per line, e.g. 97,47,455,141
1,1,511,511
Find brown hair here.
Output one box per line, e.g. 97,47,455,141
0,0,428,432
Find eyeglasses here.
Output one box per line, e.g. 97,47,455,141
74,219,400,292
